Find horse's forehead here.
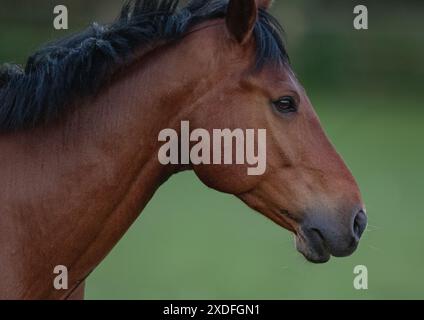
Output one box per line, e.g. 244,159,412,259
252,64,303,92
263,63,297,82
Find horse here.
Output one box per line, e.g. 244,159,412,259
0,0,367,299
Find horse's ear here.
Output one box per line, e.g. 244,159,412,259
226,0,258,44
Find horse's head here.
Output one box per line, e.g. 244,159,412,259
187,0,367,263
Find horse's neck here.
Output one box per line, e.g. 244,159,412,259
0,37,215,299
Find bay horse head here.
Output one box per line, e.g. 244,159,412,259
186,0,367,263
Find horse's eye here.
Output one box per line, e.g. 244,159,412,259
272,96,298,114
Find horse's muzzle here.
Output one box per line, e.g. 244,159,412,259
295,208,367,263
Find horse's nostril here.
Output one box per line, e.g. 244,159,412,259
353,209,367,239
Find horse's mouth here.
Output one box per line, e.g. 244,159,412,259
276,210,331,263
275,209,331,263
295,228,331,263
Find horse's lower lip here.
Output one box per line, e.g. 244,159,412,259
304,253,331,264
295,229,331,264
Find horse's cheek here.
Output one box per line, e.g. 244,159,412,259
192,164,260,195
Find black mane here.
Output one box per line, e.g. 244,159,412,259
0,0,288,132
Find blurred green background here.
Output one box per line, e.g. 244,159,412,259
1,1,423,299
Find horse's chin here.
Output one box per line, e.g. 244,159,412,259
294,230,331,264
